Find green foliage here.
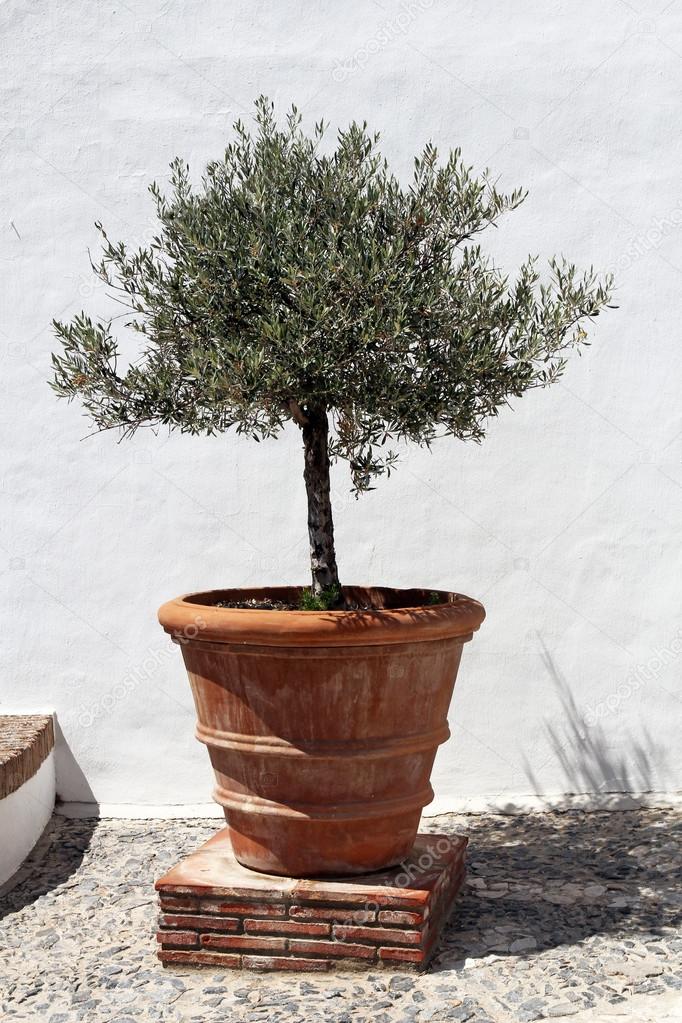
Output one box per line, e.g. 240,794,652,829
298,584,341,611
51,97,613,493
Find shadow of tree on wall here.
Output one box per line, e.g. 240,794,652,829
521,640,671,803
432,639,679,970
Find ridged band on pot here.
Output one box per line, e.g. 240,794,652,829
158,586,485,877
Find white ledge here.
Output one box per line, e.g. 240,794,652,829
54,788,682,820
0,753,56,884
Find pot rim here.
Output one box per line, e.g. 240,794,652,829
158,585,485,648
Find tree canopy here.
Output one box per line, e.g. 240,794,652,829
52,97,613,494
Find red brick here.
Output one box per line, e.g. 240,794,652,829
409,871,441,890
159,896,199,912
420,925,444,962
377,910,423,926
294,885,428,908
159,949,241,968
289,905,376,924
156,831,468,972
199,899,286,918
162,914,240,932
452,864,466,886
378,945,426,964
242,955,332,972
244,919,330,937
289,939,376,960
201,933,287,952
158,879,286,899
156,929,198,948
333,924,421,946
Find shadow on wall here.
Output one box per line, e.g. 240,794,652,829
53,718,98,806
427,638,681,966
522,639,670,805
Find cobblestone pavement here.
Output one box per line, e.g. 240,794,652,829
1,809,680,1022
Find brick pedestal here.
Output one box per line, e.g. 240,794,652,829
155,829,467,972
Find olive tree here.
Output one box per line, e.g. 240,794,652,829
51,98,613,601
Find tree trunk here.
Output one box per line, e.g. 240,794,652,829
302,406,340,597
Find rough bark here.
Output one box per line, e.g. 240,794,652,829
301,406,340,596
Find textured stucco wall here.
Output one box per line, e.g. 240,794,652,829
1,1,680,812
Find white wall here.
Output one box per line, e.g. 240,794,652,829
1,0,680,812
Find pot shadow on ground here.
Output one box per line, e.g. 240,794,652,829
433,644,679,969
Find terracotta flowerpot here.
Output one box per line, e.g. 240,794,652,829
158,586,484,877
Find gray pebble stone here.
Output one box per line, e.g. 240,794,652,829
0,810,679,1023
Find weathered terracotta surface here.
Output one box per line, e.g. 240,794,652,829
155,828,468,971
158,586,484,877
